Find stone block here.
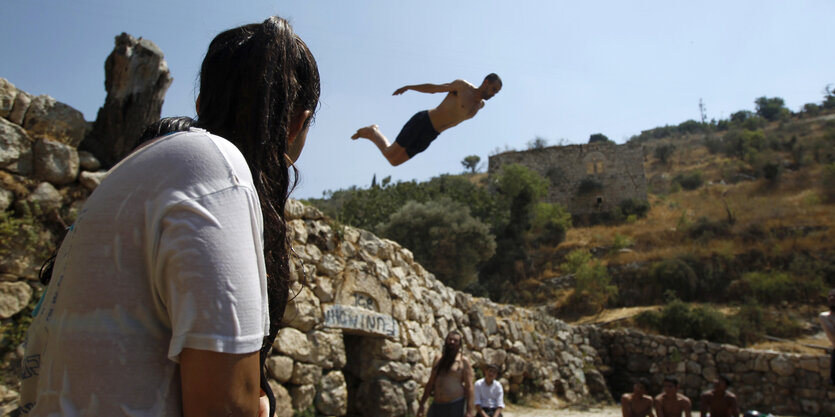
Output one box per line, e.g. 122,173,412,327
34,138,79,184
0,117,33,175
273,327,312,362
290,384,316,411
291,362,322,385
268,380,293,417
0,281,32,319
315,371,348,416
266,355,294,383
23,95,86,146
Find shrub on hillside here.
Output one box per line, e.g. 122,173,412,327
379,199,496,289
730,270,827,304
654,144,676,164
672,171,703,190
635,299,739,344
823,163,835,203
561,249,617,314
650,258,699,301
618,198,650,219
755,96,789,122
687,217,733,240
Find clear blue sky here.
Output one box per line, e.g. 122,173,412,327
2,0,833,199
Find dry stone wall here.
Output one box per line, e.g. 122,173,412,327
581,326,835,416
488,143,647,216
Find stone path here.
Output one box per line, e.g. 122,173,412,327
503,404,621,417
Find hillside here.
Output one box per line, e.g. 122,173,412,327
309,105,835,352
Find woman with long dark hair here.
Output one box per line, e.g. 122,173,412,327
19,16,319,416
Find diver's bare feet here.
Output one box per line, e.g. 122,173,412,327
351,124,380,140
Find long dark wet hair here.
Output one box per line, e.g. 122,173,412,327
136,16,319,414
437,330,462,374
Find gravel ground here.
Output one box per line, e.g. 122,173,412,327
502,404,622,417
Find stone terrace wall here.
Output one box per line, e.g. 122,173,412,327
487,143,647,216
580,326,834,416
274,200,612,416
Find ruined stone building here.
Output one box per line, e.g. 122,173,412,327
488,142,648,217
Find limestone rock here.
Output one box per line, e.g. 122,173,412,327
291,362,322,385
0,189,12,212
290,383,316,411
266,355,294,383
273,327,312,362
0,281,33,318
23,95,87,147
78,170,108,190
285,199,305,220
309,329,347,369
0,78,17,117
770,355,794,376
34,138,79,184
77,150,101,171
19,182,62,214
84,33,172,166
268,380,293,417
315,371,348,416
283,285,322,332
0,117,34,175
9,90,32,125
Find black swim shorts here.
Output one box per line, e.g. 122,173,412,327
395,110,440,158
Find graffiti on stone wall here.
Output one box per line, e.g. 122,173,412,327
323,303,399,338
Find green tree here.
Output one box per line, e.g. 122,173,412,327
461,155,481,174
755,96,787,121
527,137,548,149
561,249,617,313
588,133,611,144
380,199,496,289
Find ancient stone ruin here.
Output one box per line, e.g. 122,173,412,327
488,143,648,217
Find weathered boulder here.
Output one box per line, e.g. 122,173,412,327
83,33,172,166
0,188,13,212
34,138,79,184
0,117,33,175
273,327,313,362
8,90,32,125
290,362,322,385
268,380,293,417
77,151,101,171
315,371,348,416
357,378,406,417
266,355,294,383
78,170,108,190
19,182,62,214
0,281,33,319
290,384,316,411
22,95,87,147
0,78,17,117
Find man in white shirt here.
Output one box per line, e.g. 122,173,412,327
474,364,504,417
820,287,835,385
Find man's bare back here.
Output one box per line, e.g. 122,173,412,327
655,393,692,417
700,391,739,417
621,393,654,417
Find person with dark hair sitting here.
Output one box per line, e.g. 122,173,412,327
622,377,655,417
655,377,692,417
19,15,319,417
352,73,502,166
700,375,739,417
474,364,504,417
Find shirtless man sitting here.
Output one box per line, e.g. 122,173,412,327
699,375,739,417
352,73,502,166
655,377,692,417
622,378,655,417
417,331,475,417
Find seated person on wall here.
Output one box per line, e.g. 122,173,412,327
474,364,504,417
655,377,692,417
621,377,655,417
699,375,739,417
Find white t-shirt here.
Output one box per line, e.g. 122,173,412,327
474,378,505,409
19,129,269,416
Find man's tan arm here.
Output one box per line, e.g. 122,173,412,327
684,398,692,417
462,358,476,417
654,396,664,417
621,394,632,417
417,358,440,417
